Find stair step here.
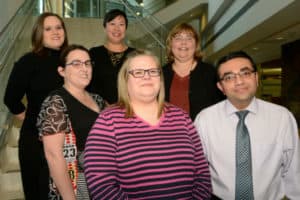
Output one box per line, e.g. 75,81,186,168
0,172,24,200
6,126,20,147
0,145,20,173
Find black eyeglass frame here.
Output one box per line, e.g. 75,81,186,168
127,68,161,78
219,70,256,82
65,60,94,68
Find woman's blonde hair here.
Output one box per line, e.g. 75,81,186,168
166,23,202,63
117,49,165,118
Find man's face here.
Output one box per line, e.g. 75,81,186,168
217,57,258,109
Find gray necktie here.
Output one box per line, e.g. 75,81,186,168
235,110,254,200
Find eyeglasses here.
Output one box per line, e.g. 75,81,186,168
173,35,194,42
66,60,93,69
128,68,161,78
172,33,194,42
220,70,256,83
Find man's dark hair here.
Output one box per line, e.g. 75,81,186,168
216,51,257,74
103,9,128,28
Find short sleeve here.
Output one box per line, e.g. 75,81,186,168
37,94,71,136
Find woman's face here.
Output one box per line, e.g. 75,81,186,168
105,15,127,44
42,16,65,49
127,55,161,104
59,49,93,89
171,31,196,62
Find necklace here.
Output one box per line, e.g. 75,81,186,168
109,51,124,67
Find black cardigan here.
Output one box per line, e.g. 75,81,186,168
163,60,224,120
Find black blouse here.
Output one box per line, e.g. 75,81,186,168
88,45,135,104
37,87,105,151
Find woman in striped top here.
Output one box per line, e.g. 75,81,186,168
84,49,212,199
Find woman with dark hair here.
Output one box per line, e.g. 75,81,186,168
37,44,105,199
4,12,68,199
88,9,135,104
163,23,224,120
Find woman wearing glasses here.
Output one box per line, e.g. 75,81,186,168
84,49,212,199
163,23,224,120
37,45,105,199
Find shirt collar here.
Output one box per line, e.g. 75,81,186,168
224,97,258,116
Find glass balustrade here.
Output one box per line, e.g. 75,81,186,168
0,0,37,146
56,0,176,19
118,0,168,63
42,0,169,62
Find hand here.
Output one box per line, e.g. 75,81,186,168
15,111,25,121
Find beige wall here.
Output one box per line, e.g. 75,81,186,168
64,18,105,49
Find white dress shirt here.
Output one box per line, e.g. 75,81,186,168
194,97,300,200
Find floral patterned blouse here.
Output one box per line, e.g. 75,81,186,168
37,87,105,199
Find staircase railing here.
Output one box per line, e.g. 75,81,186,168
0,0,38,146
0,0,171,145
0,0,36,74
118,0,168,64
50,0,169,63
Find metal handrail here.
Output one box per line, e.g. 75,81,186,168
0,0,37,73
0,0,37,147
119,0,167,48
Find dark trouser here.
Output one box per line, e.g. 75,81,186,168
18,132,49,200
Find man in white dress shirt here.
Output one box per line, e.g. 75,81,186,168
194,51,300,199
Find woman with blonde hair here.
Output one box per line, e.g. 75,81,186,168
84,49,212,199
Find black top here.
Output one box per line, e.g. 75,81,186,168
88,45,135,104
163,60,224,120
4,48,63,135
37,87,105,151
37,87,105,199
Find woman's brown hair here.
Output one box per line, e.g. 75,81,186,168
166,23,202,63
31,12,68,55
